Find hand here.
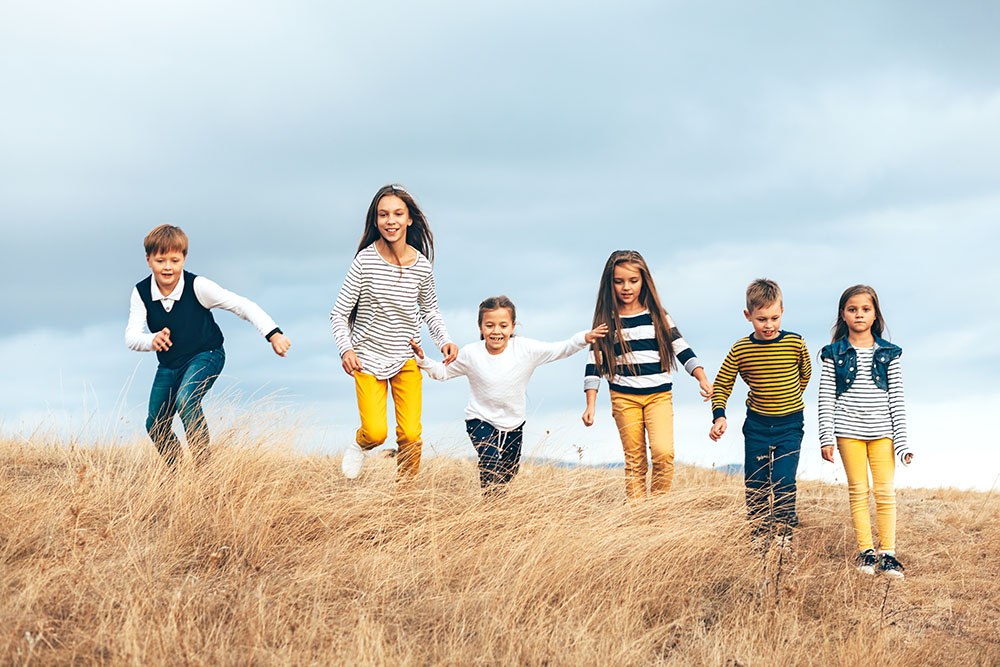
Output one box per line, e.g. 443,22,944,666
408,338,425,360
341,350,363,376
698,378,713,402
821,445,835,462
152,328,172,352
902,452,914,466
581,405,595,427
270,333,291,357
585,323,609,345
441,342,458,365
709,417,727,441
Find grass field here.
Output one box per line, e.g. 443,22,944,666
1,432,998,665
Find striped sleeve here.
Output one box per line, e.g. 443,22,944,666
667,313,702,376
887,357,909,460
711,346,740,421
583,348,601,392
798,338,812,393
417,268,452,350
817,357,837,448
330,256,363,356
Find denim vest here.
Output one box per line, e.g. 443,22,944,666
819,336,901,397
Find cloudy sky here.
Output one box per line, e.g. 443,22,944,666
2,1,997,489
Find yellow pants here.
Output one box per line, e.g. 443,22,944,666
610,390,674,501
354,359,422,478
837,437,896,552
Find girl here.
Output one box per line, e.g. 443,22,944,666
411,296,607,494
582,250,712,501
819,285,910,579
330,184,458,480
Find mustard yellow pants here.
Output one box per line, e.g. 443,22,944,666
610,390,674,501
837,437,896,552
354,359,422,478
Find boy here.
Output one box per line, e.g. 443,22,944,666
709,279,811,543
125,224,291,465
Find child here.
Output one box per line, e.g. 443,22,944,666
125,224,291,466
582,250,712,501
330,184,457,480
818,285,910,578
410,296,607,494
709,278,810,543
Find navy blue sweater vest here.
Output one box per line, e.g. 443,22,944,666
137,271,224,369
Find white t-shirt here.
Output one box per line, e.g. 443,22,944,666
417,332,589,430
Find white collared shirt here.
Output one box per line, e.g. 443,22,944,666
125,273,278,351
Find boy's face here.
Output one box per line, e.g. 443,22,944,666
147,250,186,295
744,301,783,341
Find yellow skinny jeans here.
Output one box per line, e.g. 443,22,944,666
354,359,423,478
837,437,896,552
610,390,674,501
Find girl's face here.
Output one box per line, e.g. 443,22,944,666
479,307,514,355
376,195,412,245
842,293,877,337
612,263,643,311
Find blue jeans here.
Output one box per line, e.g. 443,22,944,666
466,419,524,494
742,410,803,532
146,347,225,466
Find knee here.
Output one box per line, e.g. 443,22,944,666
397,425,421,446
359,425,388,446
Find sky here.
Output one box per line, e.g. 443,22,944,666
2,1,998,490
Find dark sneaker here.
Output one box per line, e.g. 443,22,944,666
877,553,905,579
855,549,877,575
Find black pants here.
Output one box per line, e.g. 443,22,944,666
466,419,524,493
742,410,804,533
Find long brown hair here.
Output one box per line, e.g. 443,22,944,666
830,284,888,343
590,250,676,379
349,184,435,330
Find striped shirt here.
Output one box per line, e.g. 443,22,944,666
817,345,909,457
712,331,811,420
583,311,702,395
330,245,452,380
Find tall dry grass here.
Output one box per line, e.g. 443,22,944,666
1,429,998,665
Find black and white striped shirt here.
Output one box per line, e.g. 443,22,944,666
330,245,452,380
583,311,702,395
818,345,909,458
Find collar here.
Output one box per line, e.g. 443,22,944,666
749,330,785,345
150,273,185,302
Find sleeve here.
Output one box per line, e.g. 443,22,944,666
417,268,452,350
416,348,470,382
583,348,601,393
330,257,363,357
125,287,155,352
817,357,837,448
666,313,703,376
711,347,740,421
887,356,909,462
524,331,589,367
799,338,812,392
194,277,279,338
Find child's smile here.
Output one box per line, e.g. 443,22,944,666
479,307,514,355
146,250,186,296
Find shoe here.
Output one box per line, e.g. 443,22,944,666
855,549,877,575
342,442,365,479
877,552,905,579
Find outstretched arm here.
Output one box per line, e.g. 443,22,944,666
409,339,467,381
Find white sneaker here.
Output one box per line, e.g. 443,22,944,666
342,442,365,479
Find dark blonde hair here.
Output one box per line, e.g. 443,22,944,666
590,250,675,379
477,296,516,340
144,224,188,257
746,278,782,313
831,284,888,343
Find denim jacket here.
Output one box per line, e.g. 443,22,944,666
819,336,902,397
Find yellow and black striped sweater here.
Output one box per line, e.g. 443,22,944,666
712,331,811,420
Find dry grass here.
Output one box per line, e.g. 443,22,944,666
1,430,998,666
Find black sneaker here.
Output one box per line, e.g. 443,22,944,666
855,549,877,575
877,553,905,579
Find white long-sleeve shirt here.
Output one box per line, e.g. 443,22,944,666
125,273,277,351
330,245,452,380
417,331,589,430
